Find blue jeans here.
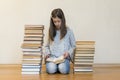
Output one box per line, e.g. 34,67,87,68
46,59,70,74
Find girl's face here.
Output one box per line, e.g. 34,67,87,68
52,17,61,30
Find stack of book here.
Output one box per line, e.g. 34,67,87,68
73,41,95,73
21,25,44,74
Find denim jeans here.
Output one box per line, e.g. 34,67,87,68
46,59,70,74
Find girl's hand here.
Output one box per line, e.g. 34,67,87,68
45,54,50,60
63,52,69,59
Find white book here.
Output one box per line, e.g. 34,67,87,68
46,56,65,64
22,65,41,68
23,52,43,55
23,58,42,61
22,63,40,66
74,62,93,65
74,68,93,72
22,68,40,72
74,59,94,62
22,71,40,74
75,54,94,57
23,53,42,56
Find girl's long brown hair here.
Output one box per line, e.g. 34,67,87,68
49,8,67,42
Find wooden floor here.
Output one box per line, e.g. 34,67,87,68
0,64,120,80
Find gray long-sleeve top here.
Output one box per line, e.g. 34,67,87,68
45,27,76,62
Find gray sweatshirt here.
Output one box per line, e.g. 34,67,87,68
45,27,76,62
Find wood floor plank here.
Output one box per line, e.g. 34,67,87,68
0,64,120,80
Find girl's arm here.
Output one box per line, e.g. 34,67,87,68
67,29,76,62
44,41,51,59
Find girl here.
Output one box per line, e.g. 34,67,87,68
45,8,76,74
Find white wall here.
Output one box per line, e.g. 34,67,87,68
0,0,120,64
0,0,24,64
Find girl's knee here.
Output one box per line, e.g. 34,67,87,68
58,63,70,74
47,69,57,74
46,62,57,74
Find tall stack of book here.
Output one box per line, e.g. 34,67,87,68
21,25,44,74
73,41,95,73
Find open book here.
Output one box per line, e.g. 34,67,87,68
46,56,65,64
